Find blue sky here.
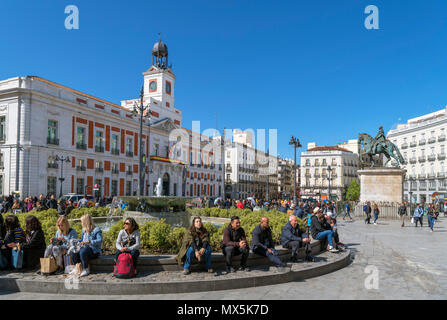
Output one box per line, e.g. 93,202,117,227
1,0,447,162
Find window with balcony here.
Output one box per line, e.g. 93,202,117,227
76,127,86,149
95,161,103,172
47,156,58,169
155,144,159,157
76,178,84,194
95,131,104,152
111,163,119,174
47,176,57,196
111,180,118,196
125,138,133,157
126,165,132,175
111,134,119,155
305,159,310,166
0,116,5,143
47,120,59,145
126,181,132,196
77,159,86,171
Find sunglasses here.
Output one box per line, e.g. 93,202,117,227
124,222,130,225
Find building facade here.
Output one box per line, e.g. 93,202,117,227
0,39,223,198
387,107,447,204
300,143,359,201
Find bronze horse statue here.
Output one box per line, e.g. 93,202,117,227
358,133,405,167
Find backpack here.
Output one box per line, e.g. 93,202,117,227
113,253,135,278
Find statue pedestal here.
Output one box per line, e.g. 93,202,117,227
358,168,406,203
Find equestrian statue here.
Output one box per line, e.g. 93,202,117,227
358,126,405,168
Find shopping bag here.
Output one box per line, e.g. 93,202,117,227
12,246,23,269
63,255,75,274
411,217,414,224
40,257,58,275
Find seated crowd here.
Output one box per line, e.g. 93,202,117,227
0,207,344,277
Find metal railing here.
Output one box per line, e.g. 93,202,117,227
47,163,58,169
76,166,86,171
95,145,104,153
47,137,59,145
76,142,87,150
126,151,134,157
111,148,120,155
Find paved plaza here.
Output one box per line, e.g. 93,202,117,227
1,216,446,300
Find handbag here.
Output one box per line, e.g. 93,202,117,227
63,254,75,274
411,217,414,224
40,257,58,275
12,244,23,269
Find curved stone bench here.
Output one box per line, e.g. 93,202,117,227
90,240,326,272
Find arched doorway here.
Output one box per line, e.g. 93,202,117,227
162,173,170,196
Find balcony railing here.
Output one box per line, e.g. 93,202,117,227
47,137,59,145
47,163,59,169
126,151,134,157
305,174,311,178
438,135,446,142
437,172,445,178
401,143,408,149
418,139,426,146
95,167,104,173
419,183,427,191
408,174,416,180
429,184,436,190
438,153,446,160
314,174,321,178
76,166,86,171
95,145,104,153
76,142,87,150
111,148,120,155
417,174,425,179
111,169,119,174
126,170,133,175
428,137,436,144
427,173,436,179
418,156,426,163
428,154,436,161
410,141,417,147
409,157,417,164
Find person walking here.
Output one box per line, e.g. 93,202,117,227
365,202,372,224
398,202,407,227
428,204,436,232
343,202,353,221
373,204,380,225
413,204,424,228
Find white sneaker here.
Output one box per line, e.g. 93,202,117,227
328,246,339,253
69,268,78,275
80,268,89,277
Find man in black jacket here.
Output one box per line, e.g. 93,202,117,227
251,217,286,267
398,202,407,227
365,202,372,224
221,216,249,273
46,194,58,210
281,215,310,262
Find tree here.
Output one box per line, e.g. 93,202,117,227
346,180,360,201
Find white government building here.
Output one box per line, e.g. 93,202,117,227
300,142,359,201
387,107,447,204
0,38,224,198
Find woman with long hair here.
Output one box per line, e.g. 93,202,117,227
46,216,77,273
69,214,102,277
176,217,213,275
22,215,46,269
373,204,380,225
115,217,140,272
0,215,25,269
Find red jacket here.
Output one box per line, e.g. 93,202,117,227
237,202,244,209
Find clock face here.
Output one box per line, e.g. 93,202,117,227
166,81,171,94
149,81,157,92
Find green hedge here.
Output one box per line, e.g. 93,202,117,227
115,197,192,212
3,208,306,254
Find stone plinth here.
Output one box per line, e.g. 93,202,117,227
358,168,406,203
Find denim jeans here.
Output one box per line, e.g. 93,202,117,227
184,245,212,270
428,216,435,230
374,213,379,223
222,246,249,268
70,247,99,269
252,246,283,267
315,230,334,247
114,249,140,268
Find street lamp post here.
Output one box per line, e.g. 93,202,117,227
327,165,332,202
289,136,302,204
132,86,151,197
266,149,269,202
55,155,70,198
